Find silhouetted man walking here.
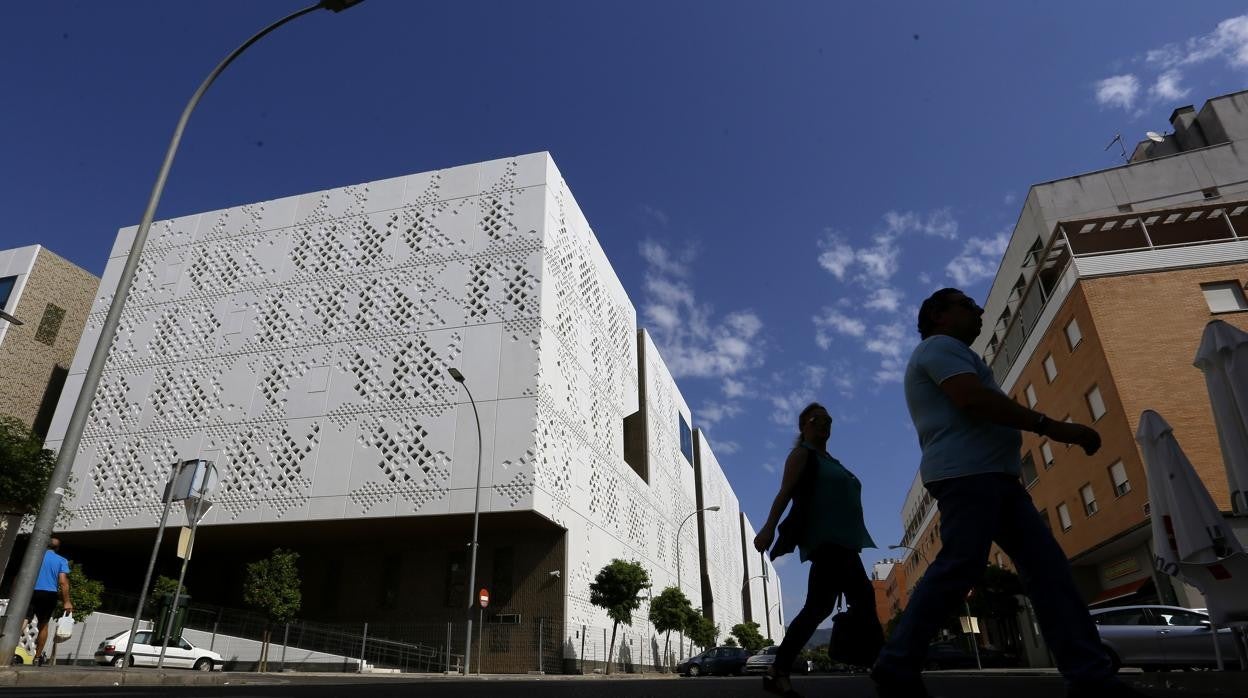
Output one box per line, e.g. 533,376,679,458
871,288,1146,698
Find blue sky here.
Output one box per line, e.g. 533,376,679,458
5,1,1248,626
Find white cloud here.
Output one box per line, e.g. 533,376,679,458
1003,192,1017,206
813,308,866,349
865,287,904,313
864,322,911,384
1150,70,1189,101
714,440,741,455
640,240,765,379
762,462,777,474
1095,74,1140,110
640,204,670,228
945,231,1010,287
817,209,959,287
817,233,856,280
698,400,743,430
723,377,747,398
1100,14,1248,110
883,208,958,240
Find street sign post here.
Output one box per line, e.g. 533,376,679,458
476,588,489,675
479,589,489,609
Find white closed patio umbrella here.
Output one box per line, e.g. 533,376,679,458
1194,319,1248,516
1137,410,1242,571
1137,410,1248,670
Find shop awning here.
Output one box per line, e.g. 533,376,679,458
1088,577,1154,607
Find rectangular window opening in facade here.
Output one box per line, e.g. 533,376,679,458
678,413,693,464
1080,484,1098,517
622,409,648,483
1201,281,1248,313
1020,452,1038,488
1040,441,1055,469
35,303,66,346
1039,509,1051,531
0,275,16,312
1025,383,1037,408
1109,461,1131,497
1086,385,1106,421
1056,502,1072,531
1043,354,1058,383
1064,318,1082,351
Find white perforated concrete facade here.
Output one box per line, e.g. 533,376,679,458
47,152,780,660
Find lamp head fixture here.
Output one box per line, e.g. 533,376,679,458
448,368,466,383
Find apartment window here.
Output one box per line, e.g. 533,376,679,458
1056,502,1073,531
34,303,66,346
1043,354,1058,382
995,552,1005,568
1064,318,1083,350
1086,385,1107,421
1038,509,1052,531
0,276,16,312
1080,484,1098,516
1020,452,1039,488
1025,383,1037,408
1201,281,1248,313
1041,442,1055,469
1109,460,1131,497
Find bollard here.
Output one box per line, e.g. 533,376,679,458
359,621,368,673
445,622,452,674
280,622,289,672
580,624,586,674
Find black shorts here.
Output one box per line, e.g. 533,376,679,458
27,590,58,626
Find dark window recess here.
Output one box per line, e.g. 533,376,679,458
0,276,16,312
679,413,693,464
31,364,69,440
1038,509,1052,531
1020,452,1039,487
623,409,648,482
1117,204,1134,213
380,557,401,608
491,547,514,607
1203,187,1221,200
445,549,467,608
35,303,66,346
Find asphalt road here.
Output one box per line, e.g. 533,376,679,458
0,674,1241,698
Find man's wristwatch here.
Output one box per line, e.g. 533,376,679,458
1033,414,1050,435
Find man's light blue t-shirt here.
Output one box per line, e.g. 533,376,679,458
904,335,1021,484
35,549,69,592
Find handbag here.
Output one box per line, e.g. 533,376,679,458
828,596,884,667
54,612,74,642
768,448,817,560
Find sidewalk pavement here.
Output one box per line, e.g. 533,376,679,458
3,665,1248,693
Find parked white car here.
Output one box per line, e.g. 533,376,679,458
1090,605,1243,670
94,630,222,671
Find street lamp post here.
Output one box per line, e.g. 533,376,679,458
0,0,367,664
448,367,483,676
746,571,770,639
675,505,718,660
889,543,981,670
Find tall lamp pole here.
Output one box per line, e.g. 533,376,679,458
0,0,368,663
448,367,483,676
746,570,770,639
675,505,718,659
889,543,981,670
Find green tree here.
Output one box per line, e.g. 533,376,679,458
66,563,104,623
685,608,718,650
588,559,650,675
144,575,190,618
243,548,302,671
647,586,693,671
729,620,767,652
724,636,737,646
0,416,56,512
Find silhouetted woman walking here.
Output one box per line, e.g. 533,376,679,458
754,402,882,697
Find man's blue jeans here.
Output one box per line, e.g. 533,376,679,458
876,473,1113,686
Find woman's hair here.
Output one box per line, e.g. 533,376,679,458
793,402,827,447
917,288,963,339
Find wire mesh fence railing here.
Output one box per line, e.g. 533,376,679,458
96,591,712,674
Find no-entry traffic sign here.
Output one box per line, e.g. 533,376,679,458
479,588,490,608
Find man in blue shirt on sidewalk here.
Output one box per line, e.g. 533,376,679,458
22,536,73,665
871,289,1146,698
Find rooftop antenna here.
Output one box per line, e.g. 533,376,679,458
1104,133,1128,162
1146,131,1166,143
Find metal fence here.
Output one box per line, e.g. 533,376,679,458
96,591,703,674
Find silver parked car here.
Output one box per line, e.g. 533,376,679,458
1090,605,1243,670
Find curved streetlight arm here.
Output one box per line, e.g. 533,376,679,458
888,543,930,567
675,506,719,593
0,0,357,664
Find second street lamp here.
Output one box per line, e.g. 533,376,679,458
448,367,483,676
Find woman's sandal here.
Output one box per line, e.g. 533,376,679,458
762,668,803,698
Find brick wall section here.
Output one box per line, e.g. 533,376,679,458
0,248,97,428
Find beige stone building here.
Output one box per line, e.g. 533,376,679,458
0,246,98,438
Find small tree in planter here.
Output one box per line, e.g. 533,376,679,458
0,416,57,588
588,559,650,674
243,549,301,672
647,586,693,671
685,609,718,653
729,621,766,652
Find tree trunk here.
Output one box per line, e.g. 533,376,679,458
663,631,671,672
606,621,618,675
260,627,269,672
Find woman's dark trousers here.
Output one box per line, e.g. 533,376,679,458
774,543,878,672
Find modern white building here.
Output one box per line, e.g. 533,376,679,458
44,152,781,671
